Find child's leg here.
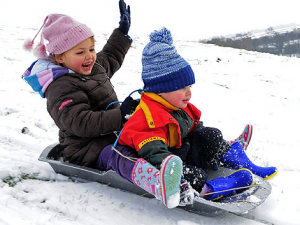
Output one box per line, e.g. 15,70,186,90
201,168,254,200
132,156,183,208
97,146,183,208
181,164,254,201
175,129,255,201
182,163,208,192
185,127,277,180
220,142,277,180
185,127,229,169
177,127,228,194
95,144,137,183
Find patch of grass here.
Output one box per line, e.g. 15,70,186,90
2,173,39,187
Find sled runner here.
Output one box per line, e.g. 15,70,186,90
39,143,272,217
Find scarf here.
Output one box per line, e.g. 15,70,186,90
22,57,74,98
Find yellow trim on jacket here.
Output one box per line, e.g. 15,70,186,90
138,92,181,148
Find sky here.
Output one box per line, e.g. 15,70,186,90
1,0,300,40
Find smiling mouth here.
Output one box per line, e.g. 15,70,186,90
82,62,93,70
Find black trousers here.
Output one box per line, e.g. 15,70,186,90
171,127,231,192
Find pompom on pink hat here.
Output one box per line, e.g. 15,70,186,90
24,14,94,58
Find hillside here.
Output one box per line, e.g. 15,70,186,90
203,24,300,57
1,20,300,224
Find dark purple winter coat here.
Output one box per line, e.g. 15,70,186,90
45,29,132,167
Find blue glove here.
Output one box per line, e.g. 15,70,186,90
120,97,139,123
118,0,131,35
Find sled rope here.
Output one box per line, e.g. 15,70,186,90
121,183,263,207
112,146,138,162
202,183,262,197
105,89,142,162
119,181,263,207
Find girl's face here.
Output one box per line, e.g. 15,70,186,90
55,37,96,75
159,86,192,109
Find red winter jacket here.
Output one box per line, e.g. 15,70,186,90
118,92,201,167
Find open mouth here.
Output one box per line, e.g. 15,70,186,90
82,62,93,70
182,98,190,104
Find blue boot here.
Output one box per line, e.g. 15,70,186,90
205,169,253,200
220,142,277,180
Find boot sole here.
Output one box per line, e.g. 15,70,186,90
264,170,278,180
160,155,182,208
229,124,253,150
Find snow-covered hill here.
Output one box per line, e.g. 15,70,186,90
1,0,300,223
1,20,300,225
222,23,300,39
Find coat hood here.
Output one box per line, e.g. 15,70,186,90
22,57,74,98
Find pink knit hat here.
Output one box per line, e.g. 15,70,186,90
24,14,94,58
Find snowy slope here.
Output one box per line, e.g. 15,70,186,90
1,1,300,225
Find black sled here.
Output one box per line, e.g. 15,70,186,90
39,143,272,217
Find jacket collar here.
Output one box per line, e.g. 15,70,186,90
144,92,181,111
136,92,181,129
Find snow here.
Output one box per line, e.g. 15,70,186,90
166,193,180,209
248,195,261,203
1,1,300,225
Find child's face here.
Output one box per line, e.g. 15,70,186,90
55,37,96,75
159,86,192,109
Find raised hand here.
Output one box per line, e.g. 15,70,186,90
118,0,131,35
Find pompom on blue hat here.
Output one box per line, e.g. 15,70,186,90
142,27,195,93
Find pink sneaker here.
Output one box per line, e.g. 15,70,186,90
229,124,253,150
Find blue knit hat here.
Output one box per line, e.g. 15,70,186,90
142,27,195,93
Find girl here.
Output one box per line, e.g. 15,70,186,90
22,2,186,209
